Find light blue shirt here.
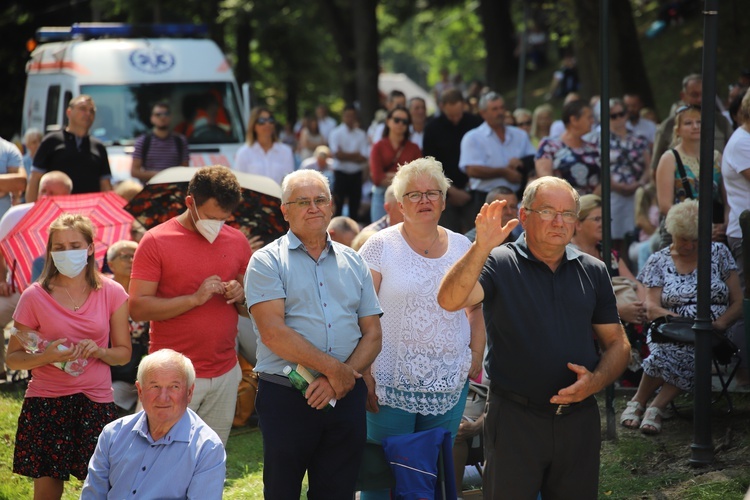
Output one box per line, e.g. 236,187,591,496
0,137,23,217
245,230,382,376
459,123,536,193
80,408,226,500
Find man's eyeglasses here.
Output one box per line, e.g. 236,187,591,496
403,190,442,203
517,120,532,127
526,208,578,223
152,111,170,117
257,116,276,125
675,104,701,115
391,117,409,125
285,196,331,209
610,111,626,119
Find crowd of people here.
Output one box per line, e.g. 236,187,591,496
0,62,747,498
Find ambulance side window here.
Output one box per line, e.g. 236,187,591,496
62,91,72,128
45,86,60,132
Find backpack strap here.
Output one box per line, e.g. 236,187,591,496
141,133,153,169
671,149,694,199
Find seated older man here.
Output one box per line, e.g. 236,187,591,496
81,349,226,499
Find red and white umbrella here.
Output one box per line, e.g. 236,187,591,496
0,192,134,291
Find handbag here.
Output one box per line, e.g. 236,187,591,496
232,353,259,427
648,315,737,365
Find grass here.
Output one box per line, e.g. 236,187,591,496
0,386,748,499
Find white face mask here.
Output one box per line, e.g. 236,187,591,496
51,248,89,278
190,204,224,244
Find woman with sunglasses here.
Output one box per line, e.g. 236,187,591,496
358,157,484,499
654,104,725,248
235,106,295,186
369,106,422,223
588,98,651,255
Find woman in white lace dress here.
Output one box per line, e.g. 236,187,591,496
359,157,484,500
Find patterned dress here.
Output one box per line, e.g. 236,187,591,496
536,136,600,194
637,242,736,391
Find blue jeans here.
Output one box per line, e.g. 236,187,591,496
371,185,387,223
360,381,469,500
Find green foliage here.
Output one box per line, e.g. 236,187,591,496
379,1,485,90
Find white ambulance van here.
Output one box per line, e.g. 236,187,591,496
22,23,247,182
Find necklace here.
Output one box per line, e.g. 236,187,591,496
62,285,87,311
402,225,441,255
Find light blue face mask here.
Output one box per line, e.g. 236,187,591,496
50,248,89,278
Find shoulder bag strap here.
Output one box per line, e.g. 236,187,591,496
671,148,694,199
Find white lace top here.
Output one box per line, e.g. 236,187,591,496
359,224,473,415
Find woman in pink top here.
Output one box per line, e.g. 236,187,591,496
6,214,130,500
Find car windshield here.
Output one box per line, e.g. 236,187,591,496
82,82,245,146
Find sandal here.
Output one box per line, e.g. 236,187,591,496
620,400,644,429
640,407,665,435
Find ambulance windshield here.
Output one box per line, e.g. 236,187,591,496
82,82,244,146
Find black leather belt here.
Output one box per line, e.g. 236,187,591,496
491,386,594,416
258,372,292,388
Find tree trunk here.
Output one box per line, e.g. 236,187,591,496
235,12,252,92
352,0,379,128
571,0,600,99
478,0,516,92
320,0,358,106
611,0,655,107
286,73,299,127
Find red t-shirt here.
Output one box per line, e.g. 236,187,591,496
131,218,252,378
369,139,422,186
14,277,128,403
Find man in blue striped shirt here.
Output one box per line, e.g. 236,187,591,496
131,102,190,182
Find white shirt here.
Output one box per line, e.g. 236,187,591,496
234,141,294,186
721,127,750,238
328,124,369,174
626,117,657,144
410,128,424,151
459,123,536,192
549,119,565,139
318,116,338,141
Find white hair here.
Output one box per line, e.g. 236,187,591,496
280,170,331,204
137,349,196,388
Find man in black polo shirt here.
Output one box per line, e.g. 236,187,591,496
438,176,629,499
422,89,482,234
26,95,112,202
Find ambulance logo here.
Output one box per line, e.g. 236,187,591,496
129,47,176,74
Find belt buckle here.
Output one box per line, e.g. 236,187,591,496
555,404,570,415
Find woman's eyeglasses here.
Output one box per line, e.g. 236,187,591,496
403,190,442,203
391,117,409,125
610,111,626,119
257,117,276,125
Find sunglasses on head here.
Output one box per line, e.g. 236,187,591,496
391,117,409,125
610,111,626,119
257,116,276,125
675,104,701,115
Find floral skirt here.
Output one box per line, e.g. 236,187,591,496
14,393,117,480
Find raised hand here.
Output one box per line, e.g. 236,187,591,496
474,200,520,252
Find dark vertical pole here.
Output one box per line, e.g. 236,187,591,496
516,1,530,110
690,0,718,466
600,0,616,441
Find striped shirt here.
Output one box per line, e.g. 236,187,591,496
132,133,190,171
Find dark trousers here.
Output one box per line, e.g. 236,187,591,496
333,170,363,222
256,378,367,500
483,391,601,500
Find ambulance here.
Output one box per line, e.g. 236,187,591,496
22,23,248,182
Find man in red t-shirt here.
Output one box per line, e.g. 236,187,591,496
130,166,251,445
